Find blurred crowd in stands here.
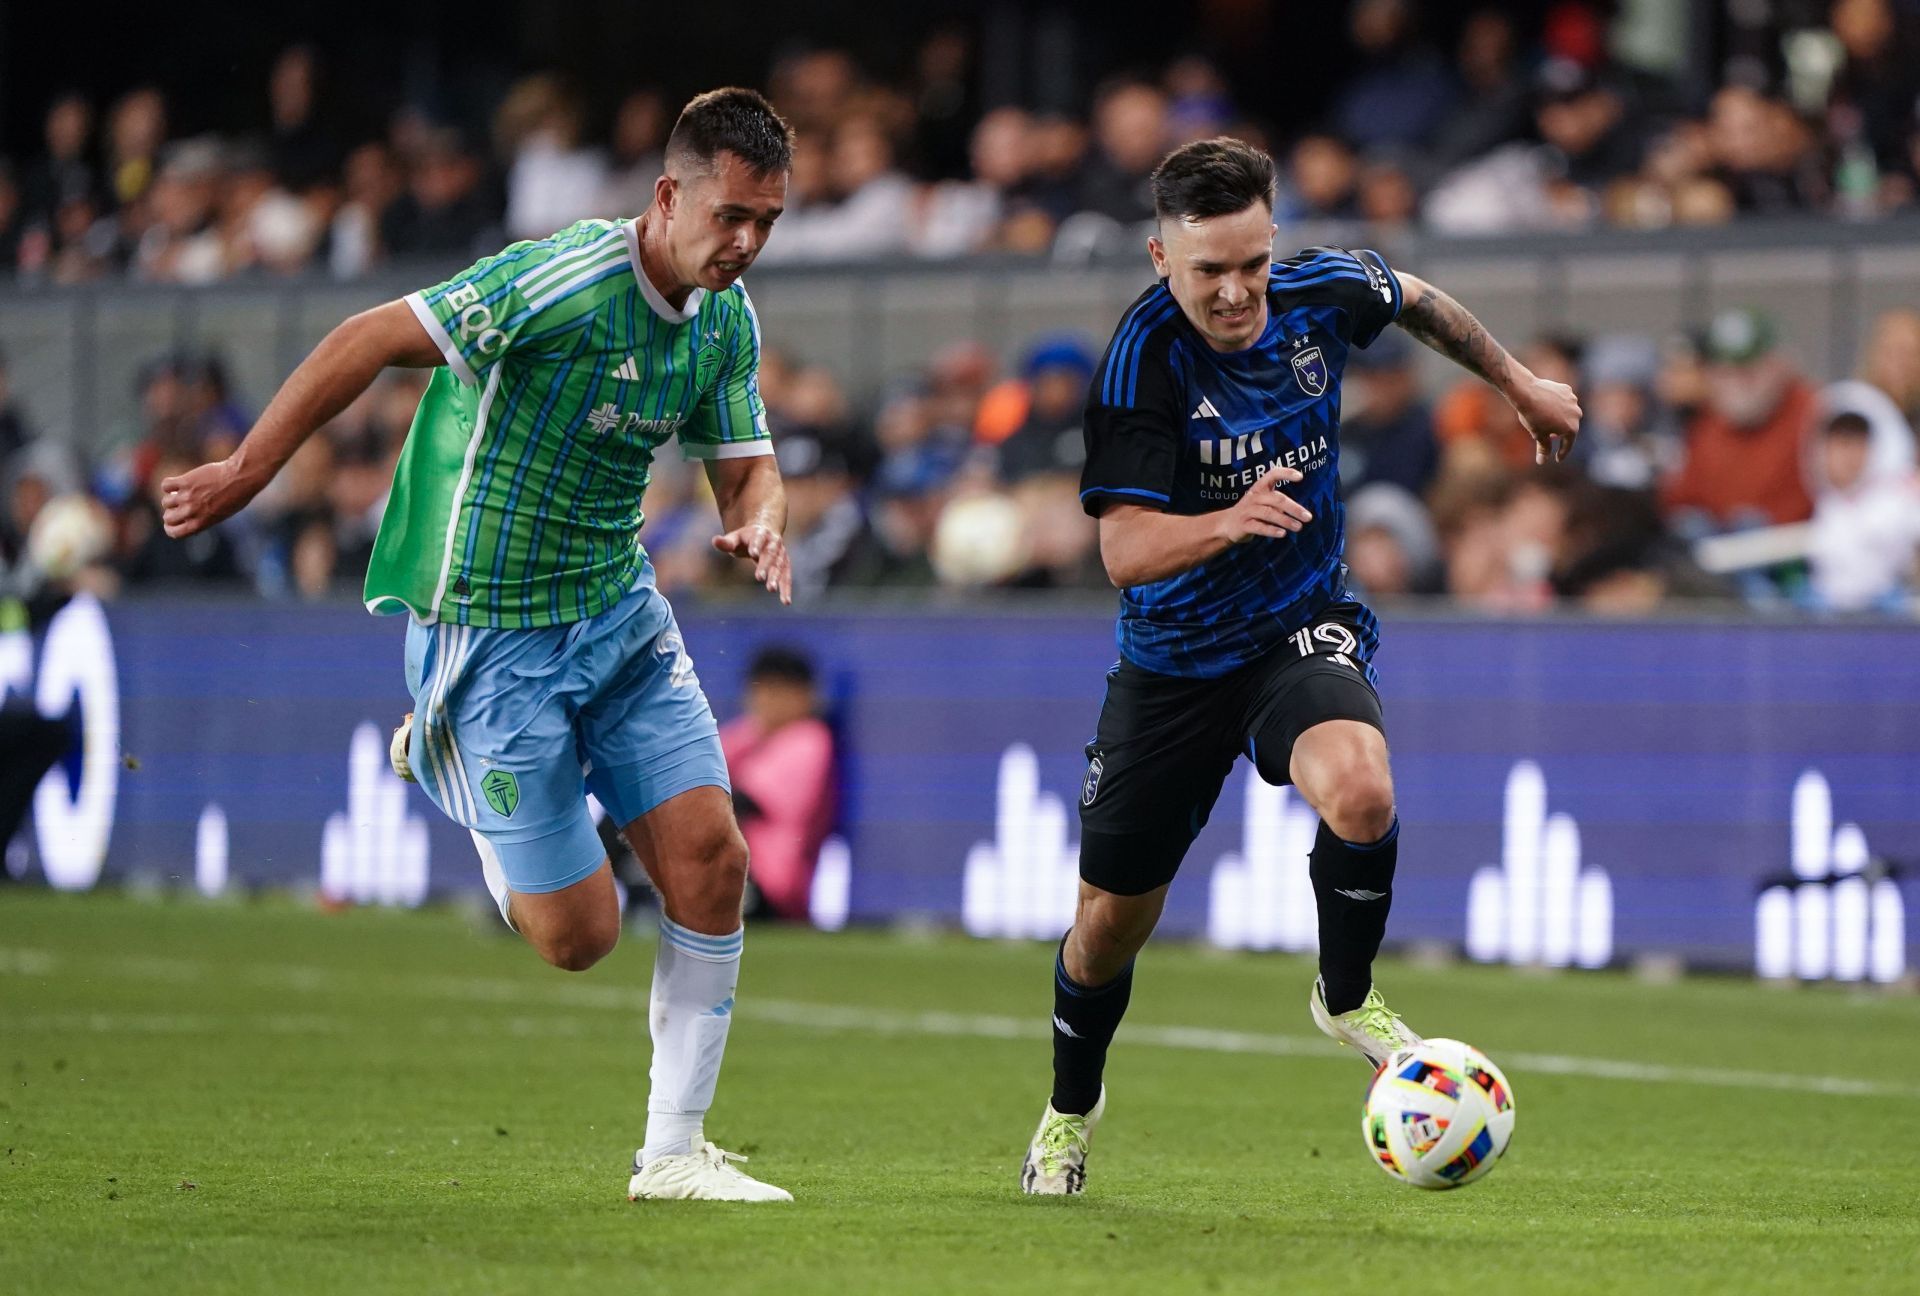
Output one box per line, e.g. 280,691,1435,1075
4,0,1920,619
4,2,1920,285
3,299,1919,617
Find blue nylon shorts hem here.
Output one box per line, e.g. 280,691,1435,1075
590,736,732,830
478,817,607,895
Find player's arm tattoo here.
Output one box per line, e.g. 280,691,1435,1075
1396,283,1515,392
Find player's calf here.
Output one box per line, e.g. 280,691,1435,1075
508,862,622,972
624,790,750,935
1290,719,1399,1014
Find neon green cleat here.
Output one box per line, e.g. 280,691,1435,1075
1020,1087,1105,1195
1310,979,1422,1069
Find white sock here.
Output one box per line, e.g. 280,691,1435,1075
471,832,517,931
641,915,742,1164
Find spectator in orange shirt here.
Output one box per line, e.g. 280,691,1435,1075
721,646,837,922
1661,308,1816,531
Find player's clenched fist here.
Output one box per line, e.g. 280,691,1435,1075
1512,374,1583,465
161,459,259,539
1217,465,1313,544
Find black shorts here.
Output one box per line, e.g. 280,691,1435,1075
1077,599,1385,896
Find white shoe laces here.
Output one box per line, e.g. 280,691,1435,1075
698,1142,751,1172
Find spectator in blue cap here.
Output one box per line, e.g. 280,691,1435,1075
995,333,1097,485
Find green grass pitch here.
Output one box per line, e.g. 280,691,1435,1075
4,891,1918,1295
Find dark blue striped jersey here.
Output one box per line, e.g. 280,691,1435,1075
1079,246,1404,678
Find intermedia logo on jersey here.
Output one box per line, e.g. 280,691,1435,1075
1197,428,1266,466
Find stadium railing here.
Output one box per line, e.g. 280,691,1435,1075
2,216,1918,458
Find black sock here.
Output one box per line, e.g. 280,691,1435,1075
1049,937,1134,1116
1310,817,1399,1015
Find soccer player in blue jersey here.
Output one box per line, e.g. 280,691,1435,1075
1020,138,1582,1194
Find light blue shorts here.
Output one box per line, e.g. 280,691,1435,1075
402,566,729,895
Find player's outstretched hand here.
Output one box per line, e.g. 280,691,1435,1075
1220,466,1312,545
713,524,792,605
1512,374,1582,465
162,459,258,539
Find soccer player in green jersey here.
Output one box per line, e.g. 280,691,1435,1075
161,89,799,1202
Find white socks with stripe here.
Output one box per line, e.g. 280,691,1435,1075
641,915,743,1164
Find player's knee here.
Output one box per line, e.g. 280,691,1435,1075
1321,770,1396,843
537,927,617,972
672,826,750,931
1069,898,1158,981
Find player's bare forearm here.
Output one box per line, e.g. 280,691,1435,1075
163,301,442,537
1394,273,1583,464
230,302,442,488
706,453,792,603
1394,274,1515,393
707,452,786,536
1099,507,1234,587
1098,467,1312,587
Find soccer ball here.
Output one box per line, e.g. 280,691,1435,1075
930,491,1029,587
27,494,114,582
1361,1038,1516,1189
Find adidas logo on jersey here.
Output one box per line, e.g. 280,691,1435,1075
1190,397,1223,420
613,355,640,382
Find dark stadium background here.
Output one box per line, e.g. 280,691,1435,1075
4,2,1680,158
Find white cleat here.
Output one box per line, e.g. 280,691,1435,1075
1310,977,1423,1070
389,713,416,783
627,1138,792,1203
1020,1087,1105,1196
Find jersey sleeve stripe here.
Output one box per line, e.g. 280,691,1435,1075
1272,267,1374,289
1283,249,1357,271
404,291,478,386
524,251,629,310
682,438,776,461
1125,299,1180,406
1100,294,1172,407
1101,294,1164,406
514,227,621,295
1079,485,1171,503
1116,298,1174,407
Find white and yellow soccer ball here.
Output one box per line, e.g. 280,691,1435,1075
27,494,115,582
1362,1038,1516,1189
930,491,1029,587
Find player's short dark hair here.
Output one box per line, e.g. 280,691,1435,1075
664,87,794,179
1151,137,1275,224
748,645,815,688
1825,411,1871,439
